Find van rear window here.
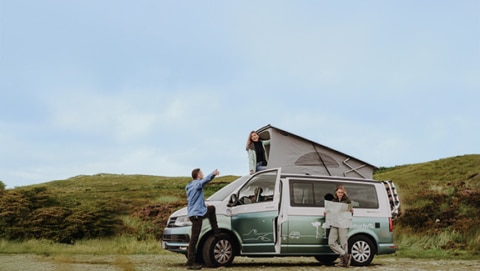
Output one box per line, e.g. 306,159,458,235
289,180,379,209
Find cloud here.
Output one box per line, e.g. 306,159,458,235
46,90,158,142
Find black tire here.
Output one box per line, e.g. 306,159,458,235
314,255,337,266
349,235,375,266
183,249,204,264
201,233,235,267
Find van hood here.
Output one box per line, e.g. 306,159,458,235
171,207,187,217
170,201,224,218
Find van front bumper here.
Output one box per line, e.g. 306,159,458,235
162,227,190,254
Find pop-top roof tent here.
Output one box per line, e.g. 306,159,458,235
256,124,378,179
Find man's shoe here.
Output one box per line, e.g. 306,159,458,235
187,264,202,270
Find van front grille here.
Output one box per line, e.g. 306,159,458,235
162,234,189,243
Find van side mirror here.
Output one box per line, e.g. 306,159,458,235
227,194,238,207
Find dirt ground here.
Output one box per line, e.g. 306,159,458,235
0,254,479,271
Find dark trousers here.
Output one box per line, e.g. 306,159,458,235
187,205,219,265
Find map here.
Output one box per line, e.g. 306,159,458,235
324,200,353,228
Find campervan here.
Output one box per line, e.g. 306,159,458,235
162,125,400,267
162,168,399,267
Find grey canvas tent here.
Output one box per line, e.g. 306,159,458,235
256,124,377,179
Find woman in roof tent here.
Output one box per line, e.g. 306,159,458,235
246,131,270,174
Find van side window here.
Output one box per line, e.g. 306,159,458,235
290,180,335,207
344,183,379,209
290,180,379,209
237,172,276,204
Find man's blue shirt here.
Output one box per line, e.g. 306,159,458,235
186,172,216,217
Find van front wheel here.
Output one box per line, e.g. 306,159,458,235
202,233,235,267
349,235,375,266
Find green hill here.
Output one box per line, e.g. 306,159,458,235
374,154,480,252
1,155,479,252
0,173,238,243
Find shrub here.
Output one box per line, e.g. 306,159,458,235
0,187,123,243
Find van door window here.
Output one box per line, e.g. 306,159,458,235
238,173,276,204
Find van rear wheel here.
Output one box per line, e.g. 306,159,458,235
202,233,235,267
349,235,375,266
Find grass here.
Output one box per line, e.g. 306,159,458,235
394,229,478,259
0,237,167,256
0,238,479,271
375,154,480,252
3,237,477,260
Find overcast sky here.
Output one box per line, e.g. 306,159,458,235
1,1,479,188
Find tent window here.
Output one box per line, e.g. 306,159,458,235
295,152,339,168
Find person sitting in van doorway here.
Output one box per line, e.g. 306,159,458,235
328,185,354,267
186,168,220,270
246,131,270,174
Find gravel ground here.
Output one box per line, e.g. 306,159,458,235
0,254,479,271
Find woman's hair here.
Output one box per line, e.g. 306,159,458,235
245,131,257,151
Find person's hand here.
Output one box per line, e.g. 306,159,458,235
213,169,220,176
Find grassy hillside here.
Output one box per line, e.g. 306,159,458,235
374,154,480,254
1,155,479,254
0,173,238,242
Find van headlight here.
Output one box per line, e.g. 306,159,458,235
173,216,192,227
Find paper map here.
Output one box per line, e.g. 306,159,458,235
324,200,353,228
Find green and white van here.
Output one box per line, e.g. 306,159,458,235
162,168,400,267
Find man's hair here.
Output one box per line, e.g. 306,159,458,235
191,168,201,179
324,193,334,201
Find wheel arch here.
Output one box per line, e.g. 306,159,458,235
348,231,378,255
198,229,242,256
348,233,378,266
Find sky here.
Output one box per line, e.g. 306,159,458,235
0,1,479,188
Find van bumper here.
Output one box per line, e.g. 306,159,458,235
377,243,398,255
162,227,190,254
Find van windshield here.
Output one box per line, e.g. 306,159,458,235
207,176,249,201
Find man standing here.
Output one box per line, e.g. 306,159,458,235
186,168,220,270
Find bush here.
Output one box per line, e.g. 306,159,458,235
0,187,123,243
